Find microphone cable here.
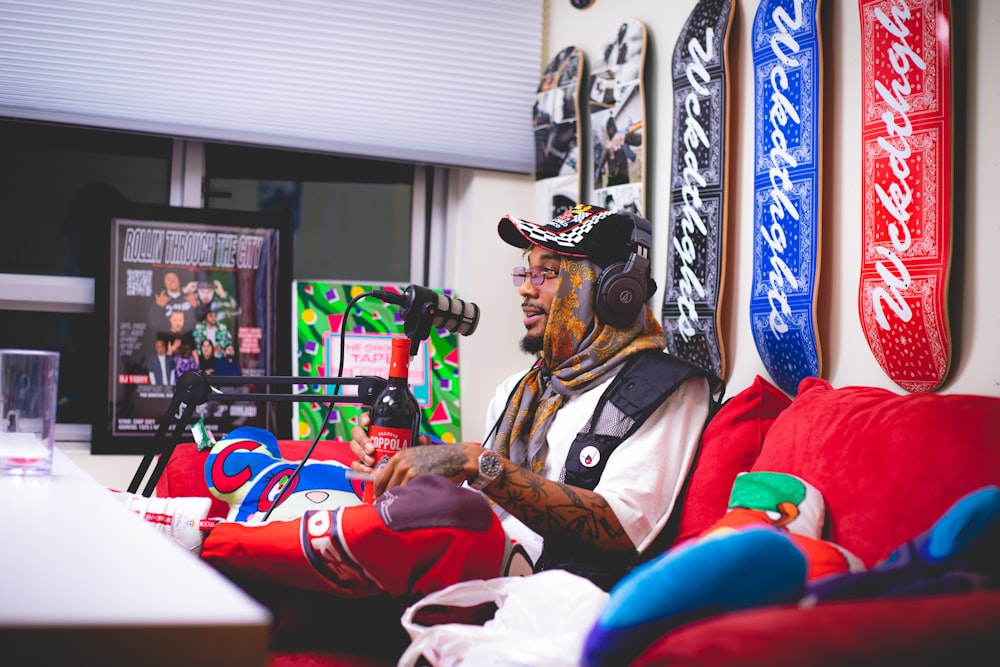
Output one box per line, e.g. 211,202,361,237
260,289,379,522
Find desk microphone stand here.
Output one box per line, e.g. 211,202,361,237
127,370,386,497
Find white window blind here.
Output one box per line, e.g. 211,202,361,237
0,0,541,173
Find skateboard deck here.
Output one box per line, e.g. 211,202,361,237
662,0,736,380
858,0,952,392
589,19,648,217
534,46,584,222
749,0,824,396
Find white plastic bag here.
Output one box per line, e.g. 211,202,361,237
398,570,609,667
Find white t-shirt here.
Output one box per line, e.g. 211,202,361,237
482,366,709,564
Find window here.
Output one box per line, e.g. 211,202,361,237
0,119,172,428
204,143,415,282
0,119,428,435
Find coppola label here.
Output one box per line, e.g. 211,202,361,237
369,425,412,464
362,424,412,504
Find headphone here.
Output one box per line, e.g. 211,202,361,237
593,212,652,328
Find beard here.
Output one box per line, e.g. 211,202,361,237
520,333,543,355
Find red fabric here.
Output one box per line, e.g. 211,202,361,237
269,653,394,667
675,376,792,543
751,377,1000,566
631,592,1000,667
201,475,507,602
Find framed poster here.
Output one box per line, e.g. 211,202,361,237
94,204,292,454
294,281,464,443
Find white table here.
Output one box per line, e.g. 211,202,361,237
0,448,272,667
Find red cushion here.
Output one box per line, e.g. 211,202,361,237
632,591,1000,667
751,377,1000,566
675,375,792,543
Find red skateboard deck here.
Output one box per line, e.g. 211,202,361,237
858,0,953,392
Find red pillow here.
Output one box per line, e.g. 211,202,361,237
674,375,792,543
751,377,1000,566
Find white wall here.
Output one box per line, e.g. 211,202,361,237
449,0,1000,439
77,0,1000,488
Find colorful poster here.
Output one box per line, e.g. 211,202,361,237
294,281,464,443
96,205,291,454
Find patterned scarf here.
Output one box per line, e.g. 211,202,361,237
493,256,667,473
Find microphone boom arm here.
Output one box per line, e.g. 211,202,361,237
128,371,387,497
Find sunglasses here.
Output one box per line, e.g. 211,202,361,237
512,265,559,287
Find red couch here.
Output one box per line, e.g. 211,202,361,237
158,376,1000,666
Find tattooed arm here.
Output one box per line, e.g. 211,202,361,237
349,415,634,553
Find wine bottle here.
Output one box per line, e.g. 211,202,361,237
362,336,420,504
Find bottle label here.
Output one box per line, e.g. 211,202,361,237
369,425,412,459
363,424,412,504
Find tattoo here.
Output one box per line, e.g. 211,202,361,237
405,444,469,478
488,459,631,551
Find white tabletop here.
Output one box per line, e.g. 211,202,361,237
0,448,272,666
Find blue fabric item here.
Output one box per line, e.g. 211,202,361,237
582,527,806,667
204,427,359,522
805,485,1000,603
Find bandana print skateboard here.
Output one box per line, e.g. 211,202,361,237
749,0,824,396
589,19,648,216
534,46,584,222
662,0,736,380
858,0,952,392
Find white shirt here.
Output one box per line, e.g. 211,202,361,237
482,366,709,564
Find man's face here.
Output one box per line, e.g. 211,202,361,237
169,310,185,332
518,246,561,354
163,272,180,293
155,339,166,355
198,286,214,303
205,311,217,325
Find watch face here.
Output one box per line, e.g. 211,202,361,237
480,451,503,478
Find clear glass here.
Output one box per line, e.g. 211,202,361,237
0,349,60,475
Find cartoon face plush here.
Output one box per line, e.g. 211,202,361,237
204,426,363,523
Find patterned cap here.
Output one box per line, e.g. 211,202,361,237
498,203,647,271
498,204,632,257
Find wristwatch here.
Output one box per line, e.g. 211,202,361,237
470,450,503,491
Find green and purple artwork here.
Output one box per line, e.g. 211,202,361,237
293,281,464,443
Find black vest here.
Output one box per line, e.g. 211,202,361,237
533,350,724,591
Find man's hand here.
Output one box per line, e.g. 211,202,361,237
348,412,477,498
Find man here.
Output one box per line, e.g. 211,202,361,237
192,309,233,354
194,276,241,329
148,269,197,340
122,205,715,601
213,343,242,376
146,337,176,385
350,204,713,587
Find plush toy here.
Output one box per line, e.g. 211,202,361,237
204,426,363,523
199,428,514,601
581,475,1000,667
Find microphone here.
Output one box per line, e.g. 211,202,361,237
372,285,480,344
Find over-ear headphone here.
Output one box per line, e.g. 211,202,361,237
593,212,652,327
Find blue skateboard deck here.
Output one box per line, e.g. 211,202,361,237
534,46,584,222
749,0,824,396
589,19,647,217
662,0,736,380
